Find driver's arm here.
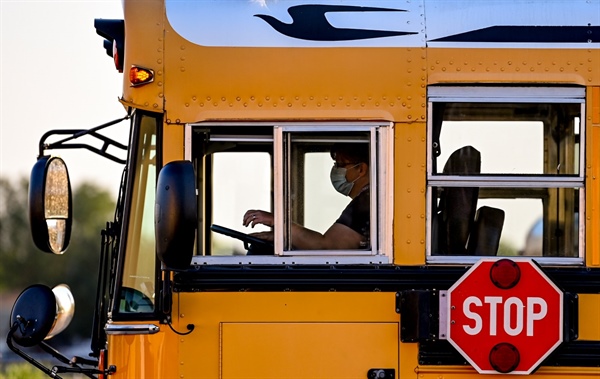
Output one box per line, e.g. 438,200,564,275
288,222,362,250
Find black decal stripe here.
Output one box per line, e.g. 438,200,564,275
432,26,599,43
255,4,417,42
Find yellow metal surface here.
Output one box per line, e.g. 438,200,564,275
587,87,600,267
221,322,397,379
578,294,600,340
106,324,178,379
428,48,599,86
394,121,427,265
174,292,399,379
162,123,184,163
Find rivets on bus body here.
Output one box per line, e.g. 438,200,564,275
288,103,292,107
158,93,163,98
265,96,270,101
250,96,255,101
180,56,185,61
236,97,241,101
180,45,186,50
199,103,204,107
180,67,185,72
317,102,321,107
221,97,226,102
442,67,447,71
185,103,189,107
407,214,411,218
144,102,149,106
408,115,413,119
157,59,162,64
406,240,411,244
157,81,163,87
456,67,461,72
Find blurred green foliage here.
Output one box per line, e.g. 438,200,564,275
0,177,115,346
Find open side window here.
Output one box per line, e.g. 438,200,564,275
427,87,585,264
186,123,393,264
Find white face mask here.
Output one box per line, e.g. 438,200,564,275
330,164,360,196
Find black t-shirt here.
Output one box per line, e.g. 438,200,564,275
335,187,370,248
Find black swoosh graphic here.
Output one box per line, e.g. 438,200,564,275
432,26,599,43
255,4,417,41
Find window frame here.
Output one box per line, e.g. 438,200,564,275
185,122,394,265
426,86,586,265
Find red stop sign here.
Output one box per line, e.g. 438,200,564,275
446,258,563,374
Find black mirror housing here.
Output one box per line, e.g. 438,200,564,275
155,161,197,270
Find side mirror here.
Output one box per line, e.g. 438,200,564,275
155,161,197,270
29,156,72,254
9,284,75,347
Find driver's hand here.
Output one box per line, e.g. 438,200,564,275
243,209,274,228
249,231,274,242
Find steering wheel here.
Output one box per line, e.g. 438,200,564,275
211,224,274,255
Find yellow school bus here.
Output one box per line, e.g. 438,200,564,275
7,0,600,378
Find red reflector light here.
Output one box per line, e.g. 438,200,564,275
129,66,154,87
112,40,123,73
490,259,521,289
489,342,520,373
98,349,106,379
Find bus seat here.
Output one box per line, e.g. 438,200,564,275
467,206,505,256
435,146,481,255
433,146,505,256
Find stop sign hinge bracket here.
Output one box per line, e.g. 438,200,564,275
397,289,440,342
563,291,579,342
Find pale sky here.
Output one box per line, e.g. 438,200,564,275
1,0,127,198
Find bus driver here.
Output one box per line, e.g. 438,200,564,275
243,143,370,250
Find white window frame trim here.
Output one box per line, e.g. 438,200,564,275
426,86,586,266
186,121,394,265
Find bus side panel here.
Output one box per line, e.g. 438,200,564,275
394,121,427,266
175,292,401,379
107,327,179,379
587,86,600,267
427,48,599,86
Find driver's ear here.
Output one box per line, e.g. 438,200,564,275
357,162,368,176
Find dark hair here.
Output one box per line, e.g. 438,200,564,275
330,142,369,165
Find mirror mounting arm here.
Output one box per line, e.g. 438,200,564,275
38,115,130,164
7,321,116,379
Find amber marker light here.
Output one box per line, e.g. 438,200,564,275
129,65,154,87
